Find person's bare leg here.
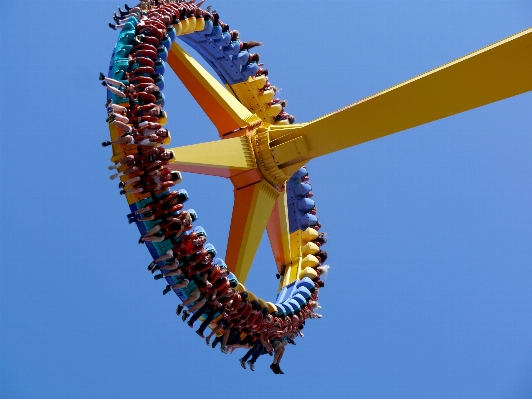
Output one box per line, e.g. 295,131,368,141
171,279,189,290
162,268,182,277
188,298,205,312
206,325,222,340
144,224,162,237
143,234,165,243
221,328,231,350
111,120,133,132
122,187,144,194
182,292,199,307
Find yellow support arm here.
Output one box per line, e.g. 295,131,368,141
167,136,256,177
266,191,292,273
225,181,280,283
167,42,262,137
270,27,532,161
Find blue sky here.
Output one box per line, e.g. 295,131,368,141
1,1,531,398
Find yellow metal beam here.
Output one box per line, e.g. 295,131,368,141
266,191,292,273
226,181,280,283
167,136,256,177
167,42,262,136
269,27,532,160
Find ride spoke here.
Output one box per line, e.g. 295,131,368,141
225,181,281,283
167,42,262,137
268,27,532,161
266,191,292,274
167,136,256,177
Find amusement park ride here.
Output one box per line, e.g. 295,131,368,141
104,0,532,357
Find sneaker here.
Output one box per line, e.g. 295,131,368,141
118,182,125,188
128,218,136,224
195,330,204,338
277,366,284,374
270,364,279,374
162,285,171,295
147,262,155,271
239,358,246,369
102,141,111,147
105,99,112,107
120,190,126,195
176,304,183,315
205,336,210,346
109,23,117,30
99,72,106,81
181,311,190,322
247,361,255,371
153,274,164,280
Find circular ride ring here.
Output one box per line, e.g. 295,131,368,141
104,2,326,341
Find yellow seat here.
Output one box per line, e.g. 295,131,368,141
265,103,282,117
248,75,267,90
186,17,196,33
302,242,319,256
302,227,318,242
266,302,278,313
301,254,319,268
258,89,275,104
194,17,205,31
247,291,258,301
173,23,182,36
299,267,317,280
180,19,189,35
257,298,267,308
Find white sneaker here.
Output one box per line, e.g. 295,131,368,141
247,361,255,371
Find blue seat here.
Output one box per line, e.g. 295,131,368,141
297,198,315,212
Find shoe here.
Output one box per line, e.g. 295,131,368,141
102,141,111,147
109,23,117,30
205,336,210,346
162,285,171,295
154,274,164,280
277,365,284,374
239,358,246,369
138,236,144,244
113,13,120,23
247,361,255,371
118,7,127,16
220,346,227,354
108,164,119,170
195,330,204,338
105,99,112,107
124,4,132,11
181,310,190,322
99,72,106,81
120,190,126,195
106,114,116,123
118,182,125,188
176,305,183,315
212,337,220,349
151,265,160,274
128,218,136,224
102,81,108,87
270,364,279,374
147,261,155,271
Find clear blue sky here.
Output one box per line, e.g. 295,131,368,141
1,1,531,398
